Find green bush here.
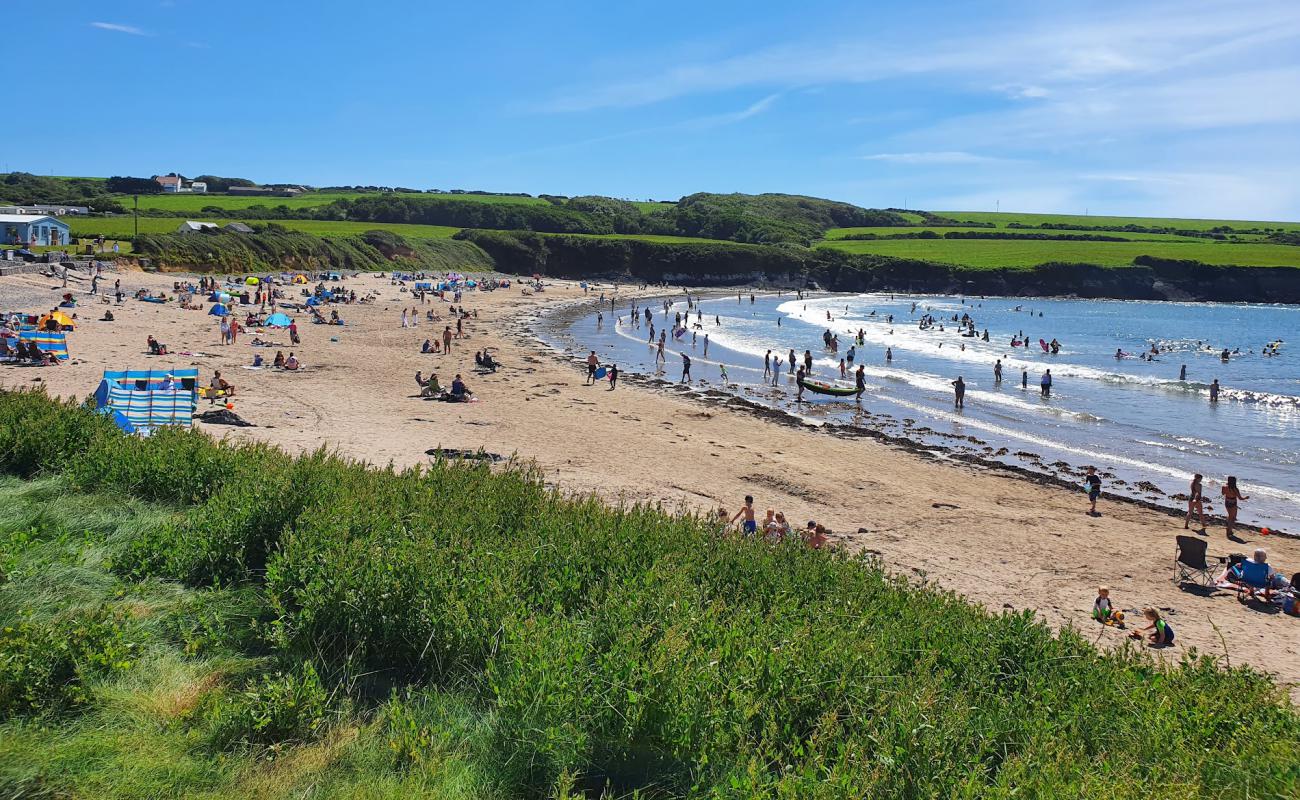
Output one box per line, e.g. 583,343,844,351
205,661,332,749
0,607,137,716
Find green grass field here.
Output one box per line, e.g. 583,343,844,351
936,211,1300,232
133,191,548,212
69,217,460,241
818,237,1300,268
823,226,1235,242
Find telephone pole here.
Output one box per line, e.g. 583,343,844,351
133,195,139,239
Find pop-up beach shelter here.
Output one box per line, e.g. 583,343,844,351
38,310,76,330
208,303,229,317
18,330,69,360
265,312,292,327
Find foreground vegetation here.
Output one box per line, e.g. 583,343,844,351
1,390,1296,799
69,216,461,241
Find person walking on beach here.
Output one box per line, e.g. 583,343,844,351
764,350,772,380
1040,369,1052,397
442,325,453,353
586,351,599,385
289,320,300,345
1085,466,1101,516
703,333,709,358
803,349,813,374
680,352,691,383
796,366,806,402
855,365,866,403
1221,476,1247,538
656,334,666,363
1021,368,1028,389
401,308,409,328
788,349,796,373
608,364,618,390
952,376,966,409
886,347,893,363
994,359,1003,384
1209,379,1220,403
1185,473,1206,531
1179,364,1187,381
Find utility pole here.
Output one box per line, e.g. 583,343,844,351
133,195,139,239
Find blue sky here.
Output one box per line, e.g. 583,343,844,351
13,0,1300,219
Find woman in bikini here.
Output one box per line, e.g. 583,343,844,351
1184,473,1206,531
1221,476,1248,538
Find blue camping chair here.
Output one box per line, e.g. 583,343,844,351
1232,559,1276,603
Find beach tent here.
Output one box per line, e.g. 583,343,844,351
326,272,342,280
18,330,69,360
266,312,292,327
293,274,308,285
99,384,193,434
37,310,76,330
96,368,199,408
245,277,260,285
208,303,229,317
414,282,433,291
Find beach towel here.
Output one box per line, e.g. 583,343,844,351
18,330,69,361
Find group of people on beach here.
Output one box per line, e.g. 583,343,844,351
722,494,829,549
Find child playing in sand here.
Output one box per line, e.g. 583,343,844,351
1092,586,1124,625
1129,607,1174,645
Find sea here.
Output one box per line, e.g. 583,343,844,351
542,291,1300,533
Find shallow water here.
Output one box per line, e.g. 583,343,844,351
544,291,1300,533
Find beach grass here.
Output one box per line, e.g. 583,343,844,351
818,237,1300,268
1,389,1297,799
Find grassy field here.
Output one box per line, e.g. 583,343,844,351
823,227,1235,242
936,211,1300,232
69,217,460,241
132,191,549,212
1,390,1297,799
819,237,1300,268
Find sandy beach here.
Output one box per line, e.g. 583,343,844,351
4,266,1297,696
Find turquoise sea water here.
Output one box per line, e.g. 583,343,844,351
547,292,1299,533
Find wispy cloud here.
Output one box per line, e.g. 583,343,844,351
541,0,1300,113
90,22,149,36
861,151,1006,165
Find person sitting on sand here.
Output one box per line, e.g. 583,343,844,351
449,373,472,401
101,310,114,322
415,371,442,397
481,350,499,371
284,353,300,371
803,521,828,549
209,371,235,403
273,350,286,369
1128,607,1173,646
422,339,434,354
1092,586,1124,625
147,335,167,356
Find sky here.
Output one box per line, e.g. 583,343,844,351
12,0,1300,220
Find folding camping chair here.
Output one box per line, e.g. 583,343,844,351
1174,535,1227,588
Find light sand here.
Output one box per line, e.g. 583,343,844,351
5,268,1298,696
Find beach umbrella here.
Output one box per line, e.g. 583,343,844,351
208,303,229,317
266,312,292,327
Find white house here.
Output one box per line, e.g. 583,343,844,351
1,214,72,246
177,221,218,233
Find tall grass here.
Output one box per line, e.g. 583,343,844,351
1,388,1298,798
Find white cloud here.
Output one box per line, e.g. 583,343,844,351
90,22,149,36
541,0,1300,112
861,151,1006,165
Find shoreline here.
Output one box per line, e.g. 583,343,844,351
522,291,1286,539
